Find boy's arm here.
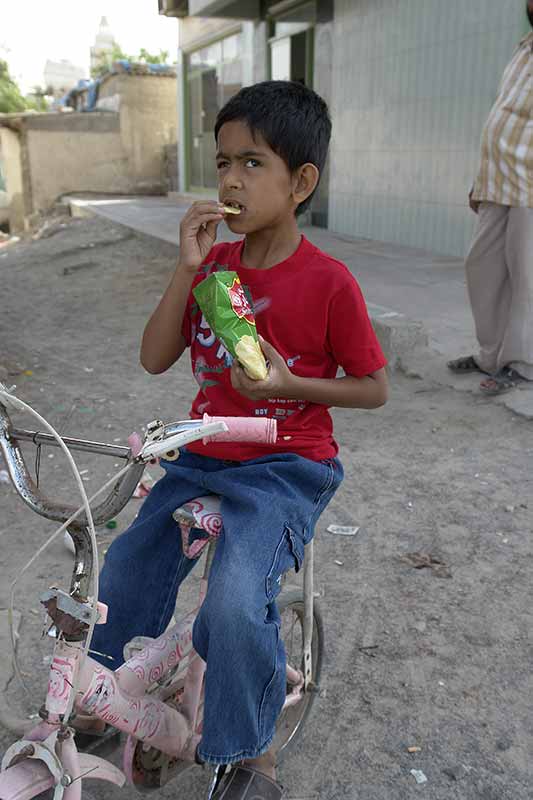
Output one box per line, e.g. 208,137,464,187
140,201,225,374
231,338,388,409
140,267,194,374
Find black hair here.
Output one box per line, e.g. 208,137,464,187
214,80,331,215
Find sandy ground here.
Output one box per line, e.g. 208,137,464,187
0,216,532,799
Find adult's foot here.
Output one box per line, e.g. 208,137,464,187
480,366,528,395
447,355,488,374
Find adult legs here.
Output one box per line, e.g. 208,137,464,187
497,206,533,380
464,202,511,374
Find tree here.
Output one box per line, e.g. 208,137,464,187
25,85,50,112
0,59,28,113
91,45,170,78
138,48,169,65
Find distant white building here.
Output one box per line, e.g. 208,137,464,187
43,59,86,95
90,16,117,74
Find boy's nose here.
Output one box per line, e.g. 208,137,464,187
223,170,243,190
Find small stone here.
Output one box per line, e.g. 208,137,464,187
443,764,469,781
504,505,515,513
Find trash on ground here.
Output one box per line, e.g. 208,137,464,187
407,746,422,753
105,519,118,530
0,235,20,250
327,524,360,536
0,470,9,484
504,505,515,512
62,261,99,276
359,645,378,657
410,769,428,784
400,551,451,578
334,559,344,566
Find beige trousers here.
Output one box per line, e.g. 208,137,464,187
465,202,533,380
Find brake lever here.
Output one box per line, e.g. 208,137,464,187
138,421,228,462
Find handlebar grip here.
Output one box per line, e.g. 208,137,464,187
202,414,277,444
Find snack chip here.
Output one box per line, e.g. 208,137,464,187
193,271,268,381
235,336,267,380
223,205,241,215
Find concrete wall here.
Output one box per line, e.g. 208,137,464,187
0,127,25,230
112,74,178,192
24,112,131,213
1,73,178,223
329,0,529,257
179,16,241,50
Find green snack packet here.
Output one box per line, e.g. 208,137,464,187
193,271,268,380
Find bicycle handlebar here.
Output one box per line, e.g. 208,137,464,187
0,396,278,528
201,414,277,444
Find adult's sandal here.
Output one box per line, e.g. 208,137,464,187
479,366,527,395
210,766,283,799
447,355,487,374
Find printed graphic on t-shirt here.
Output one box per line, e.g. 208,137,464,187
191,303,305,421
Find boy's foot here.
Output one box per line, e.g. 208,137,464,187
209,765,282,799
447,355,488,374
242,749,276,780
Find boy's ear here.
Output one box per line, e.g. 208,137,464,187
291,163,320,207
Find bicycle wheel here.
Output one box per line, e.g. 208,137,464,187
272,589,324,760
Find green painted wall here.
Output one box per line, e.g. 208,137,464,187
330,0,530,256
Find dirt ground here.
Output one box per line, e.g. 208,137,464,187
0,216,532,799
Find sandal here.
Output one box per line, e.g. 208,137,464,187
480,367,527,395
209,765,283,799
447,355,487,374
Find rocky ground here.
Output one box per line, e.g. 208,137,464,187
0,216,532,799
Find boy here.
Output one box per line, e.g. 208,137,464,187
91,81,388,799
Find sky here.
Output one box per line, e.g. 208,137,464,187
0,0,180,93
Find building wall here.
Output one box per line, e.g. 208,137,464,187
0,127,25,230
25,113,131,213
113,75,178,191
6,74,178,220
330,0,529,256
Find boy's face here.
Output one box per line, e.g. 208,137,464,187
216,120,300,234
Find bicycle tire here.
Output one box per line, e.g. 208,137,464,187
273,588,324,762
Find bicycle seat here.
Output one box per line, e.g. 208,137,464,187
173,496,223,559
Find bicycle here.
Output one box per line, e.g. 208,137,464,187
0,385,323,799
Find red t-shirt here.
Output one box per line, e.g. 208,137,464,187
182,236,386,462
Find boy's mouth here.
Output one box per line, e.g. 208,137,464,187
222,200,246,214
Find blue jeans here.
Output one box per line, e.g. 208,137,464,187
91,450,343,764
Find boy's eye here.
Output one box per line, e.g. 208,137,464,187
216,160,229,170
245,158,260,168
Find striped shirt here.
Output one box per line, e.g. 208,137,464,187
472,32,533,207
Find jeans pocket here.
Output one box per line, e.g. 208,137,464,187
265,525,304,603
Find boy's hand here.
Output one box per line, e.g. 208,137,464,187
231,338,298,401
178,201,226,273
